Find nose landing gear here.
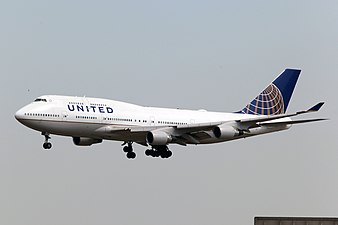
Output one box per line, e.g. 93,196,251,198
42,132,52,150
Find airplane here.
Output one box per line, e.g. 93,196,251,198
15,69,326,159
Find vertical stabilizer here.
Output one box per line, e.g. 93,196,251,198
240,69,301,115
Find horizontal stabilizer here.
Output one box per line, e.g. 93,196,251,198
308,102,325,112
295,102,325,116
236,102,326,130
239,102,325,124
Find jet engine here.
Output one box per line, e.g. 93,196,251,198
73,137,102,146
213,125,242,139
146,131,172,145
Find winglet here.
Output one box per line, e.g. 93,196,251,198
308,102,325,112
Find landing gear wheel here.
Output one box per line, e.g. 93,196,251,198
145,149,152,156
146,146,172,159
43,142,52,149
164,150,172,158
152,150,160,158
123,142,136,159
160,150,172,158
126,151,136,159
123,146,132,153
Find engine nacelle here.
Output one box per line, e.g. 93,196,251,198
73,137,102,146
213,125,241,139
146,131,172,145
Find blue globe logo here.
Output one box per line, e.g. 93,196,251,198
242,84,284,115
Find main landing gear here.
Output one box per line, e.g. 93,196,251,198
145,145,172,159
122,143,173,159
42,132,52,150
122,142,136,159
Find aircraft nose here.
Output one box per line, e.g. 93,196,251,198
15,108,25,121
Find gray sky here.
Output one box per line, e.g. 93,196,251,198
1,1,338,225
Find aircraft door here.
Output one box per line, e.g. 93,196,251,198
150,116,155,126
62,111,68,120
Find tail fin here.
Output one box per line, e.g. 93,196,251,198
240,69,301,115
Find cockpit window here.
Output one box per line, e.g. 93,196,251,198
34,98,47,102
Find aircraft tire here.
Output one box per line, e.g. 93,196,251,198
43,142,52,149
166,150,172,158
145,149,152,156
160,150,172,159
126,151,136,159
153,151,160,157
123,146,132,153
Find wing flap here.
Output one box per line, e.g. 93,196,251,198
260,118,328,126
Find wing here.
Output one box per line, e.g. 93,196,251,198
96,102,326,146
95,122,223,146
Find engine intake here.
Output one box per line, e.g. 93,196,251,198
146,131,172,145
213,125,241,139
73,137,102,146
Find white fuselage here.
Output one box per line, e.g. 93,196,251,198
15,95,290,145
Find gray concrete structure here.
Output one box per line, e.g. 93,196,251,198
255,217,338,225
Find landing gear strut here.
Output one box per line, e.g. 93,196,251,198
122,142,136,159
42,132,52,150
145,145,172,159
